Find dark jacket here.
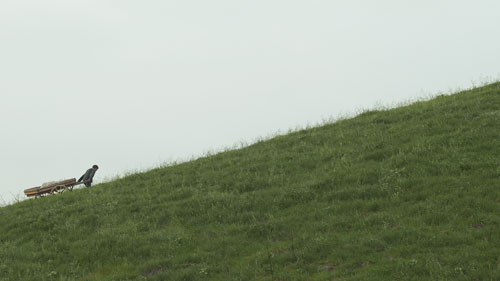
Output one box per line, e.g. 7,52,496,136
78,168,96,183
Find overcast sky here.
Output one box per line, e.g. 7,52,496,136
1,0,499,205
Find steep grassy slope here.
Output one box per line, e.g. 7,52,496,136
1,83,499,281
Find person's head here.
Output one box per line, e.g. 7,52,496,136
93,165,99,170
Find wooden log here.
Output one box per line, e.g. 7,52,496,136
24,186,41,197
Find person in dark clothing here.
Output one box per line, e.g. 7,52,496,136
78,165,99,187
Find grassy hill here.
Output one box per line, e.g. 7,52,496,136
1,83,499,281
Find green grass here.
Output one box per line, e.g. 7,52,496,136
1,83,500,280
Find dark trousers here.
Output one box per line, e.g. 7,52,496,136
84,182,92,187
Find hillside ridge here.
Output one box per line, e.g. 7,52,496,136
1,82,499,281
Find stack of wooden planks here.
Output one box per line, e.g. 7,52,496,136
24,178,83,198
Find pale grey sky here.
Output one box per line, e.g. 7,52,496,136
1,0,499,204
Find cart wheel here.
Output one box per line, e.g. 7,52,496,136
52,185,63,195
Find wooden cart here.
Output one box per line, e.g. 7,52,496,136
24,178,86,198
